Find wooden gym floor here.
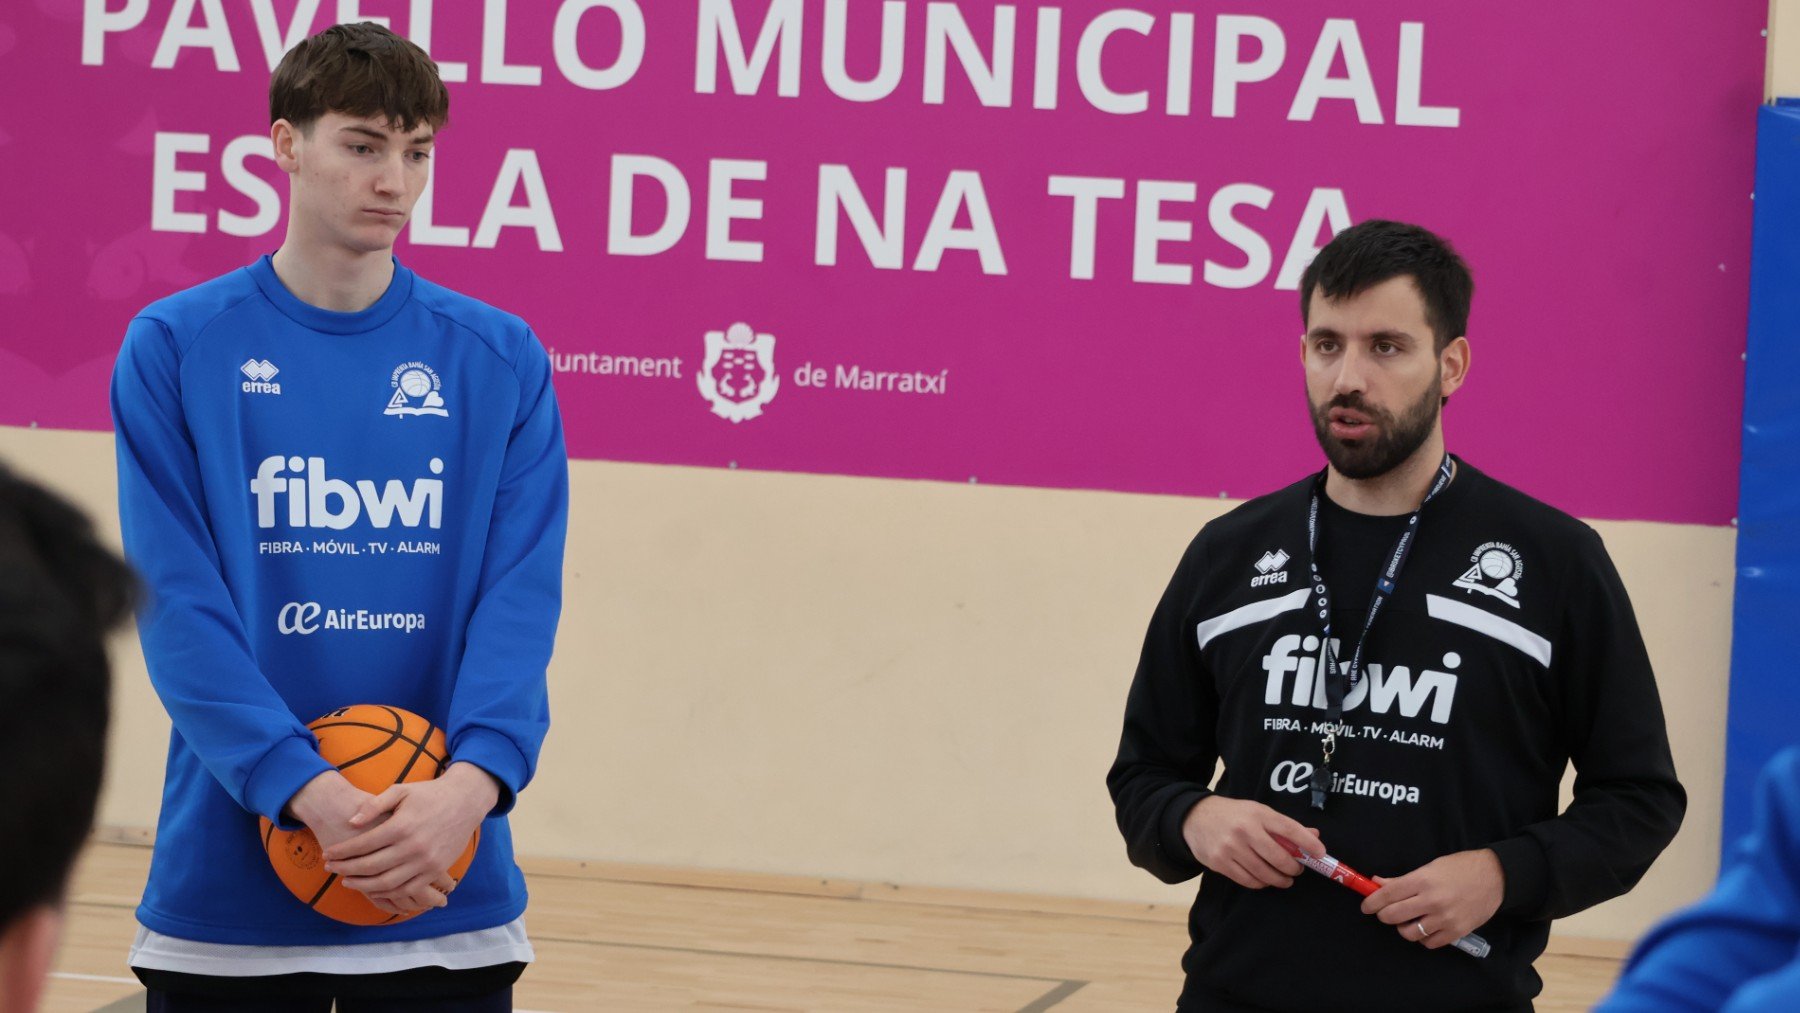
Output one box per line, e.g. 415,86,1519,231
46,842,1624,1011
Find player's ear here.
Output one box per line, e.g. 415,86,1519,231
272,119,302,175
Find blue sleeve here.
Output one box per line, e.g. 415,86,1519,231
445,331,567,815
1722,961,1800,1013
111,316,333,826
1597,747,1800,1012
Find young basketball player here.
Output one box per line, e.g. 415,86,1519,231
111,22,568,1010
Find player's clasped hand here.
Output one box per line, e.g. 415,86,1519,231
1362,849,1505,949
323,762,499,916
1183,796,1326,890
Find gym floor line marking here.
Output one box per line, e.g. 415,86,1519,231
51,972,139,984
525,869,1183,926
534,932,1088,987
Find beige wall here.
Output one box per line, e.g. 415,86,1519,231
1773,0,1800,98
0,424,1734,943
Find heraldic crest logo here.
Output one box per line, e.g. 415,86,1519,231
697,322,780,423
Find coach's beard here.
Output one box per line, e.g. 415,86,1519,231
1309,381,1442,480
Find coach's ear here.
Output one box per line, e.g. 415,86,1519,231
0,904,63,1013
1439,336,1470,400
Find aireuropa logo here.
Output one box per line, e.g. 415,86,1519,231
241,359,281,395
1251,549,1290,588
1269,761,1421,806
1270,760,1314,794
277,602,427,636
250,457,445,530
697,322,780,422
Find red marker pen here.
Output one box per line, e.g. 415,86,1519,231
1274,835,1491,959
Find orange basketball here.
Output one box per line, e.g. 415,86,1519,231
259,704,479,926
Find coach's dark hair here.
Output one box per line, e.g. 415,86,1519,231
270,22,449,134
1299,220,1473,351
0,463,136,927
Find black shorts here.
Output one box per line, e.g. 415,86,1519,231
133,961,525,1011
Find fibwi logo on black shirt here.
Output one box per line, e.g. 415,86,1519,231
385,361,449,418
1262,634,1459,724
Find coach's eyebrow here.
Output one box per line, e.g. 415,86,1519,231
1369,328,1420,344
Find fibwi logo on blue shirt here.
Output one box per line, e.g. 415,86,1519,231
385,361,449,418
250,457,445,530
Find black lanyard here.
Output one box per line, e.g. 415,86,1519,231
1304,453,1454,810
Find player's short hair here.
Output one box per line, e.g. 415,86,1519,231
270,22,449,135
0,464,135,927
1299,220,1473,352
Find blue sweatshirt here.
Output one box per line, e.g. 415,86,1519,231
112,255,568,945
1598,747,1800,1012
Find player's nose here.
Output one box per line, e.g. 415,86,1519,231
373,154,406,196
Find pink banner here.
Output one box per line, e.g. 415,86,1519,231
0,1,1760,524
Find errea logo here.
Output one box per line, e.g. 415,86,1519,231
1251,549,1291,588
241,359,281,395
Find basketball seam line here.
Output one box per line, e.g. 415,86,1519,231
334,708,409,773
309,721,447,767
393,718,435,785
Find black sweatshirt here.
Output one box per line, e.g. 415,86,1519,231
1107,459,1685,1013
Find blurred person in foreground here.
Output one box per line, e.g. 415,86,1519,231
0,463,135,1013
1599,745,1800,1012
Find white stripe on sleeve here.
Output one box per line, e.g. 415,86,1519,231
1426,593,1553,667
1195,588,1311,651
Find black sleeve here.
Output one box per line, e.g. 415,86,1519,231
1106,532,1219,884
1488,527,1687,920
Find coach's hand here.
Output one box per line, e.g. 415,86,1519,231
1361,848,1504,949
322,762,500,915
285,770,378,856
1183,796,1325,890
